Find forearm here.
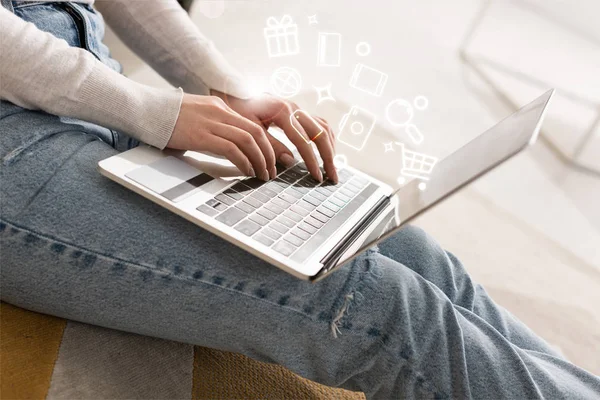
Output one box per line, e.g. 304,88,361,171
0,8,182,149
95,0,249,99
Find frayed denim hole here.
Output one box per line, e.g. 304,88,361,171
233,281,246,291
278,295,290,306
111,262,126,275
173,265,183,275
254,287,268,299
0,222,6,232
192,270,204,280
139,269,153,282
24,233,40,244
50,243,66,254
212,276,225,286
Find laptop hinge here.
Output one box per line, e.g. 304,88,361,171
311,195,390,281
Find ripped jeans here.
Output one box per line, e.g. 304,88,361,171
1,2,600,399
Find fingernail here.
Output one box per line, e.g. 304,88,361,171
248,167,255,177
270,165,277,179
260,169,270,181
316,169,323,182
280,154,295,168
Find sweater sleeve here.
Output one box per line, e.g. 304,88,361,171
94,0,250,99
0,7,183,149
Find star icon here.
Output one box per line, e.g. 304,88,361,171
308,14,318,25
384,142,395,152
313,83,335,105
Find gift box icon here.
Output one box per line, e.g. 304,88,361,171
264,15,300,58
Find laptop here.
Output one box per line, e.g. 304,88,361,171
97,90,554,282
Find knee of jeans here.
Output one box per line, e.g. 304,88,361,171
381,225,446,263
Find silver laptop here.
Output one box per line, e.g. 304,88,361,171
98,90,554,282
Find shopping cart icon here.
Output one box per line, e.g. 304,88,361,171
395,142,438,185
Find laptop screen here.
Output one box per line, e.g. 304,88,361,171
326,90,553,272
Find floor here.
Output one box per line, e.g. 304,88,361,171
99,0,599,377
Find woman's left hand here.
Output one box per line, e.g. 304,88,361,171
210,89,338,184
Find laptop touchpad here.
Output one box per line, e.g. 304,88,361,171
125,156,214,202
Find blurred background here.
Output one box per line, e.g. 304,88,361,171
108,0,599,375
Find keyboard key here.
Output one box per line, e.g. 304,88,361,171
215,207,246,226
303,195,321,207
283,169,305,180
315,186,334,196
234,219,261,236
290,204,310,217
249,213,269,226
197,204,218,216
264,202,285,215
253,233,274,247
215,193,236,206
262,227,282,240
342,184,360,195
279,173,298,184
305,215,324,229
269,221,289,234
243,196,262,209
271,179,289,189
265,181,284,193
271,197,289,208
257,207,277,220
310,211,329,224
298,222,317,235
297,200,317,212
328,197,345,208
296,179,314,188
323,201,341,213
276,215,295,229
232,182,253,196
283,210,303,223
354,175,369,185
224,189,243,200
339,187,355,198
308,191,328,202
278,192,298,204
290,227,310,241
214,202,228,212
235,201,255,214
251,191,270,204
205,198,219,207
272,240,297,257
275,163,288,175
283,234,304,247
284,188,303,200
334,192,351,203
258,186,278,198
316,206,335,218
243,177,266,189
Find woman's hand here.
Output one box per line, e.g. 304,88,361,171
168,93,277,181
210,90,338,184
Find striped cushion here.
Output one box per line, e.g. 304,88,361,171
0,302,366,399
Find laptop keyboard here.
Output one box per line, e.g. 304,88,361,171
196,162,370,258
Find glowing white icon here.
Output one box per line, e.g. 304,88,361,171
317,32,342,67
264,15,299,58
308,14,318,25
385,96,429,145
270,67,302,98
338,106,377,151
394,142,438,190
313,83,336,105
197,1,225,19
349,63,388,97
290,110,325,144
383,142,395,152
356,42,371,57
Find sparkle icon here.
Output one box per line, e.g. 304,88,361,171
308,14,318,25
313,83,336,105
384,142,395,152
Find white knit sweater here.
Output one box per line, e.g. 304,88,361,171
0,0,249,149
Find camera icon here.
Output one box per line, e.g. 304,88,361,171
338,106,377,151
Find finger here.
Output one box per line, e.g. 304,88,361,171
315,116,336,151
212,123,269,181
202,135,253,177
297,113,338,184
266,134,296,169
273,105,323,182
221,111,277,179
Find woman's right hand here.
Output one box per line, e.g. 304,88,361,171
167,94,277,181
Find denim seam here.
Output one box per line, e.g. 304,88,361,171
0,218,324,324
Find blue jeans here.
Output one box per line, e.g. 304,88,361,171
1,3,599,399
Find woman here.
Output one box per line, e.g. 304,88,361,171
1,1,598,398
